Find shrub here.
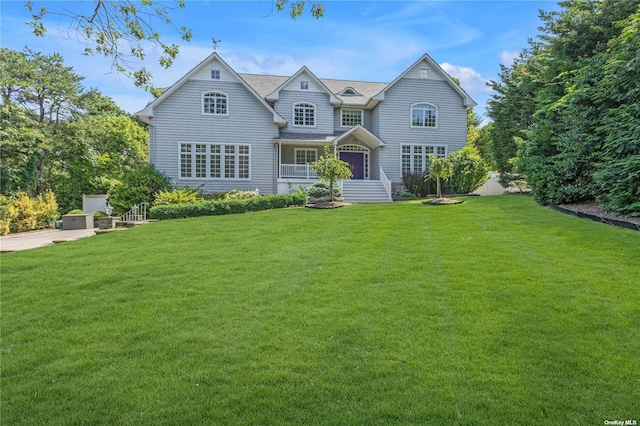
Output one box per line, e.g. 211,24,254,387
8,192,37,233
108,164,169,215
93,211,108,218
400,192,416,199
199,191,227,201
67,209,84,214
401,172,437,197
149,191,307,220
448,146,490,194
33,190,59,229
306,181,342,203
0,195,11,236
154,187,200,205
224,189,259,200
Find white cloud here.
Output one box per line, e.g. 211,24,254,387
500,50,519,66
439,63,491,96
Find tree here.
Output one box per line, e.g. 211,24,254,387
427,154,453,199
25,0,324,90
310,146,353,202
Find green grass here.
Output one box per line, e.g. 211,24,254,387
2,196,639,425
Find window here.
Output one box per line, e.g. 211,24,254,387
341,109,363,127
411,103,437,127
210,69,221,80
401,144,446,174
180,143,250,179
419,68,429,79
293,103,315,126
338,87,361,96
295,148,317,165
202,92,228,115
300,80,309,90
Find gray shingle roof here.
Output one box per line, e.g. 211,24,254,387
238,73,388,107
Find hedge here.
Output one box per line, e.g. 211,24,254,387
149,191,307,220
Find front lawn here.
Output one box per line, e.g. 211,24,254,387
2,196,638,424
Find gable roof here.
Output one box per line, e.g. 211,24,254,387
136,52,286,125
264,66,342,106
372,53,477,108
239,74,387,108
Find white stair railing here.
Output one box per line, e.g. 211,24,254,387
379,168,392,200
120,203,148,222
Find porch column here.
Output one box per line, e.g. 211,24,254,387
278,142,282,179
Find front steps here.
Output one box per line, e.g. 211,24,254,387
342,180,392,203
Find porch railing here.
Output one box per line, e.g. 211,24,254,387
279,164,318,179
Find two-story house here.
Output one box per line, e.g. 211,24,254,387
136,52,476,202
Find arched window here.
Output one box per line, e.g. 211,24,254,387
411,103,437,127
202,92,228,115
293,102,315,126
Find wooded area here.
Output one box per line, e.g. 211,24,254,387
0,47,149,214
483,0,640,216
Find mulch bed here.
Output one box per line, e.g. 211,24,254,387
423,197,464,205
306,201,352,209
550,202,640,231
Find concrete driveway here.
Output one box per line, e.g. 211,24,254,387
0,229,97,252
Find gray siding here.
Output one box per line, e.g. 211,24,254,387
371,105,380,137
150,79,279,193
377,78,467,181
275,90,334,135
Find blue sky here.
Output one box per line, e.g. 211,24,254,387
1,1,559,119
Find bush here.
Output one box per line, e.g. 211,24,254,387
149,191,307,220
6,191,60,233
0,195,11,236
306,181,342,203
34,190,59,229
154,187,200,205
9,192,37,233
401,172,438,197
199,191,227,201
400,192,416,199
67,209,84,214
448,146,490,194
93,211,108,218
224,189,259,200
108,164,169,215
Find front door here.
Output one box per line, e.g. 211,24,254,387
340,152,365,179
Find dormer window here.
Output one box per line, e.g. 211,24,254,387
419,68,429,79
210,69,221,80
338,87,361,96
300,80,309,90
202,92,228,115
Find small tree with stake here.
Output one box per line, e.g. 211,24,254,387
426,154,453,199
311,146,353,202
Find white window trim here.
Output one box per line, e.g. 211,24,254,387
340,108,364,128
410,102,438,129
400,144,447,174
294,148,318,164
201,92,229,116
292,102,316,127
210,68,221,80
419,68,429,79
178,142,251,180
300,80,309,90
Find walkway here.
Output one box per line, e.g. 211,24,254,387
0,229,97,253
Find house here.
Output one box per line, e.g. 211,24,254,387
136,53,476,202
